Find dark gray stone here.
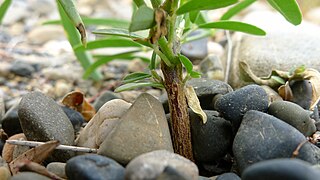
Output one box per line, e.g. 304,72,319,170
125,150,198,180
216,172,241,180
290,80,313,110
1,103,22,137
98,93,173,164
18,91,75,162
268,101,316,136
93,90,120,111
61,106,85,133
181,30,208,61
66,154,125,180
242,159,320,180
10,61,35,77
199,55,224,81
190,110,232,162
233,110,320,173
214,85,268,131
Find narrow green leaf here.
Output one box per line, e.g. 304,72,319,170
189,11,200,23
151,0,162,8
115,82,163,92
133,0,146,7
271,76,285,85
0,0,11,25
221,0,256,20
129,5,155,32
57,0,87,46
177,0,238,15
57,1,102,81
179,54,193,73
74,38,142,51
190,71,202,78
267,0,302,25
123,72,152,83
93,28,143,39
198,20,266,36
150,51,157,70
83,51,140,78
43,18,130,29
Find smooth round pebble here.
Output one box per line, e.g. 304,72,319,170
1,103,22,137
11,172,50,180
65,154,125,180
216,172,241,180
46,162,66,179
61,106,85,133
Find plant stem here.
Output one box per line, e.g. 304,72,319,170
161,61,194,162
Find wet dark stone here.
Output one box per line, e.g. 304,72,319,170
214,84,268,132
9,61,35,77
290,80,313,110
1,103,22,137
268,101,316,136
190,110,232,162
242,159,320,180
61,106,85,133
93,91,120,111
216,172,241,180
233,110,320,173
65,154,125,180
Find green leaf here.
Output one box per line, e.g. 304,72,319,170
149,51,157,70
178,54,193,73
177,0,238,15
74,38,142,51
151,0,162,8
57,1,102,81
123,72,152,83
129,5,155,32
271,76,285,85
83,51,140,78
57,0,87,46
190,71,202,78
133,0,146,7
198,20,266,36
44,18,130,29
93,28,144,39
0,0,11,25
221,0,256,20
267,0,302,25
115,82,163,92
189,11,200,23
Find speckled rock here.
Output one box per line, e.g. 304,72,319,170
268,101,316,136
98,93,173,164
242,159,320,180
76,99,131,149
214,84,268,131
18,91,75,162
125,150,198,180
66,154,125,180
233,110,320,173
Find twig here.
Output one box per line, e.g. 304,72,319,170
224,30,233,83
292,139,308,158
6,140,98,153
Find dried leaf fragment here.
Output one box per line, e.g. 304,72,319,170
300,69,320,110
185,85,207,123
9,140,59,175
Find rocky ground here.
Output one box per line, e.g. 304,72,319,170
1,0,320,179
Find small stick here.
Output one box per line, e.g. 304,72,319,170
292,139,308,158
6,140,98,153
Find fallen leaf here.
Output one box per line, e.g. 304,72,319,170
300,68,320,110
17,160,64,180
278,81,293,101
185,85,207,123
61,91,96,121
9,140,59,175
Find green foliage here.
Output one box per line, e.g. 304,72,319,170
0,0,11,24
267,0,302,25
129,5,155,32
221,0,256,20
123,72,152,83
177,0,238,15
115,82,163,92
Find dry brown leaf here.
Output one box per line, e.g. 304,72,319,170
185,85,207,124
2,133,27,163
150,8,167,44
9,140,59,175
17,161,64,180
278,81,293,101
300,68,320,110
62,91,96,121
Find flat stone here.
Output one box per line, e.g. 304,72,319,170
125,150,198,180
11,172,50,180
18,91,75,162
214,85,268,131
233,110,320,173
242,159,320,180
224,11,320,88
268,101,316,136
65,154,125,180
190,110,232,162
46,162,66,179
75,99,131,149
98,93,173,164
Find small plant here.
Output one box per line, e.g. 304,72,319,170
1,0,302,161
